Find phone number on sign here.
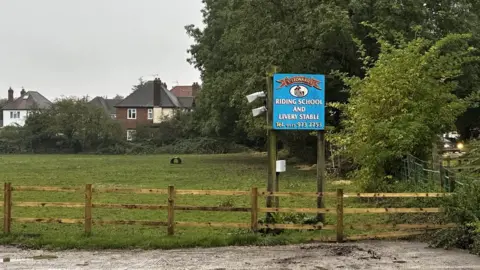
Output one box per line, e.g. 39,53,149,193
278,122,323,128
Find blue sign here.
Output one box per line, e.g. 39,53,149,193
272,73,325,130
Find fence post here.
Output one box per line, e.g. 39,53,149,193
3,183,11,234
251,187,258,232
84,184,92,235
167,185,175,236
336,188,344,242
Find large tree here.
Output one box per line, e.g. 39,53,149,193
186,0,359,157
186,0,480,159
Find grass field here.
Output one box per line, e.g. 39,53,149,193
0,153,389,249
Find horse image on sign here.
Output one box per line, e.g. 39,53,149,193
273,73,325,130
290,85,308,98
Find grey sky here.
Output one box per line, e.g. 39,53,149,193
0,0,204,101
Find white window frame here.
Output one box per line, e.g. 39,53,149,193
127,108,136,119
147,109,153,120
10,111,20,119
126,130,136,141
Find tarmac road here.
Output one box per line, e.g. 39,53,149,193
2,241,480,270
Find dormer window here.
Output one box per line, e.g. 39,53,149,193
23,95,29,100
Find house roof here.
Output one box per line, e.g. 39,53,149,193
178,96,194,108
89,96,118,114
115,80,186,108
2,91,52,110
170,85,194,97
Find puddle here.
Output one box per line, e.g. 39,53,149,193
2,254,58,263
2,258,34,263
31,255,58,260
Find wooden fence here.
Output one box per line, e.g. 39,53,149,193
2,183,455,242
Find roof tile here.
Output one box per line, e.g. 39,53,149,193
2,91,52,110
115,80,188,108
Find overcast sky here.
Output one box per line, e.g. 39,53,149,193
0,0,204,101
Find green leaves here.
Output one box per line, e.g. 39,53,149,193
23,97,123,152
338,33,480,190
185,0,480,161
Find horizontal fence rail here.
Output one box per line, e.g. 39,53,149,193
2,183,454,242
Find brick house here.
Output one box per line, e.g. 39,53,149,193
115,79,194,140
170,82,201,97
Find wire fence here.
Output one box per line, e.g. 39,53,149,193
400,154,479,191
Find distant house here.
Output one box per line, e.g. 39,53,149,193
115,79,195,140
88,96,119,119
1,87,52,127
170,82,201,97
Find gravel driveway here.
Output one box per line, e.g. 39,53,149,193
2,241,480,270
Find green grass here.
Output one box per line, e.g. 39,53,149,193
0,153,388,249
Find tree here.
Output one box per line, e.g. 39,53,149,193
24,97,124,153
0,98,8,121
185,0,480,160
332,33,480,191
132,77,146,92
186,0,359,157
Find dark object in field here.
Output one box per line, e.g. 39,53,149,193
170,157,182,164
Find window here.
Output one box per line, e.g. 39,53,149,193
127,108,136,119
126,130,136,141
147,109,153,120
9,111,20,119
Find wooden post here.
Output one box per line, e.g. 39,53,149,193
336,188,344,242
267,128,277,210
3,183,12,234
84,184,92,235
446,156,451,168
266,66,277,221
167,185,175,235
251,187,258,232
316,131,326,222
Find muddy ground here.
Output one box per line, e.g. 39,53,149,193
1,241,480,269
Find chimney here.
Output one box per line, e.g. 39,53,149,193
20,88,26,96
7,87,13,102
192,82,201,97
153,78,162,107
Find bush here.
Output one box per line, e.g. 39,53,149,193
96,144,127,154
429,178,480,254
156,137,250,154
333,34,478,191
